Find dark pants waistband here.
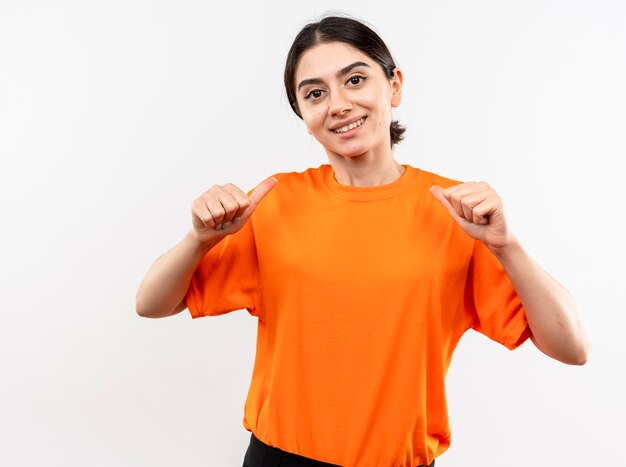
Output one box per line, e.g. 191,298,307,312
243,433,435,467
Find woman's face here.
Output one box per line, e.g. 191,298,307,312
294,41,402,159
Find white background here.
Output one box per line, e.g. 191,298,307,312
1,1,624,466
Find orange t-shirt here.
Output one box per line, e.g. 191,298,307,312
185,164,529,467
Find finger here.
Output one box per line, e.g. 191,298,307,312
446,182,495,220
430,185,463,222
465,183,500,224
217,191,242,226
443,183,474,219
444,182,487,219
205,193,227,228
471,197,500,225
458,191,489,223
221,183,250,221
246,176,278,214
191,198,216,230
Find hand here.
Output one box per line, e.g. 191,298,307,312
190,176,277,245
430,181,513,252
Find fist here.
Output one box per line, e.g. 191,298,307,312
430,181,512,252
190,176,277,244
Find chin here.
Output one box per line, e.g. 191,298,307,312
332,144,370,159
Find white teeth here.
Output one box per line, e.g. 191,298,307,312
333,117,365,133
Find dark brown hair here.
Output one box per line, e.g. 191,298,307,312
284,15,406,147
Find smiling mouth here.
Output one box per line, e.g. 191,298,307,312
332,117,366,134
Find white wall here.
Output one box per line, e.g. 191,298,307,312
1,1,624,466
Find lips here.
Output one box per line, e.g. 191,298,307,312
331,117,366,134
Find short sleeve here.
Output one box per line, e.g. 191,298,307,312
464,240,530,349
185,219,259,318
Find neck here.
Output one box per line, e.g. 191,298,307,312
327,149,405,187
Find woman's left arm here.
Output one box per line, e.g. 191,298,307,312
431,182,592,365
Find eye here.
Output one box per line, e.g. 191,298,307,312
347,75,366,86
304,89,324,101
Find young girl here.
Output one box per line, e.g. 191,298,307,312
136,15,591,467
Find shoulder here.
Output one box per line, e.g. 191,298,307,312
265,165,327,198
271,165,325,185
251,166,325,218
415,167,463,189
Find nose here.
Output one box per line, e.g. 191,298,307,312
327,88,352,116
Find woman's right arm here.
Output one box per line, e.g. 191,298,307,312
135,177,277,319
135,231,221,318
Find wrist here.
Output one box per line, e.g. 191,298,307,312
185,229,223,255
489,234,522,262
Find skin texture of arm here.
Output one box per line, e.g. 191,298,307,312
135,231,221,318
430,183,591,365
135,177,277,319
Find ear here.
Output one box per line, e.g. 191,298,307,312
390,68,403,108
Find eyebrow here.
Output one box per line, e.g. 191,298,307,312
297,61,371,91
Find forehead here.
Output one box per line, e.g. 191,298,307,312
295,42,377,81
